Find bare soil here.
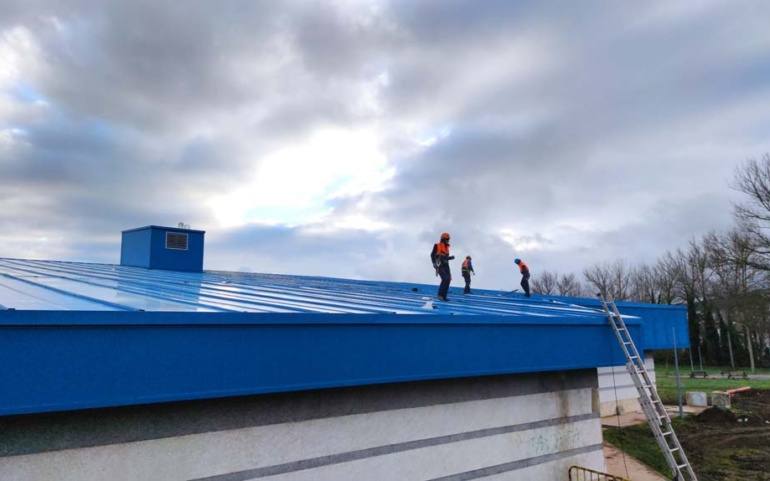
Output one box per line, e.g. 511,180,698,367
695,406,737,423
679,391,770,481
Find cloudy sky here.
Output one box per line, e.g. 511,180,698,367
1,0,769,290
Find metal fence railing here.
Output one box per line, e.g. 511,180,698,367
568,465,630,481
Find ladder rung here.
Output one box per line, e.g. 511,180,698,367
670,447,680,452
677,464,689,469
662,431,673,436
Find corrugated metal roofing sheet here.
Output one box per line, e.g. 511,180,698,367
0,258,682,416
0,258,602,318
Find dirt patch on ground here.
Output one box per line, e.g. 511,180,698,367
679,390,770,480
696,406,737,424
734,390,770,423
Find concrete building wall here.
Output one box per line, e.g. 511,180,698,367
597,354,656,416
0,370,604,481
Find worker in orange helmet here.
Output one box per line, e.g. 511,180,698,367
514,258,531,297
461,255,475,294
430,232,455,301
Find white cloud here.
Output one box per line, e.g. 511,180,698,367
500,229,548,252
0,26,35,86
207,126,393,227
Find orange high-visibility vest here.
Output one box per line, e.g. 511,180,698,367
435,242,450,256
518,261,529,273
462,259,470,269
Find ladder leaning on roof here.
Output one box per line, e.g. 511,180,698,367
598,294,698,481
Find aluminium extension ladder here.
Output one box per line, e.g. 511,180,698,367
598,295,698,481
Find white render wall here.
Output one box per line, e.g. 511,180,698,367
0,371,604,481
597,353,656,416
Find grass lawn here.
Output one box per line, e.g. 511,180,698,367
603,422,673,477
655,365,770,404
657,365,770,376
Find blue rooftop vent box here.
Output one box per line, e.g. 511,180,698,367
120,225,205,272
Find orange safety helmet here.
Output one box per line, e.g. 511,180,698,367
440,232,450,241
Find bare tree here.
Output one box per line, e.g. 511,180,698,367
654,254,680,304
557,273,584,297
583,264,611,298
630,264,657,303
704,228,766,372
584,260,631,299
734,154,770,268
531,270,558,295
733,155,770,367
628,258,681,304
676,238,725,366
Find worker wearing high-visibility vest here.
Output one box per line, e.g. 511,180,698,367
430,232,455,301
514,258,531,297
461,256,475,294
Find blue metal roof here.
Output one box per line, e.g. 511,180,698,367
0,258,602,317
538,293,690,351
0,258,686,416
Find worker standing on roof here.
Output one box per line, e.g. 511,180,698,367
461,256,475,294
514,258,531,297
431,232,455,301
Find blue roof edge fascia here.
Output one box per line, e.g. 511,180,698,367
1,310,641,416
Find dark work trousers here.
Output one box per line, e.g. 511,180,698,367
462,272,471,294
521,273,531,297
438,263,451,299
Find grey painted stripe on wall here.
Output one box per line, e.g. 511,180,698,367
427,443,604,481
188,412,599,481
599,384,636,391
1,369,596,457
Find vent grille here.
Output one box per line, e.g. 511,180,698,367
165,232,188,250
